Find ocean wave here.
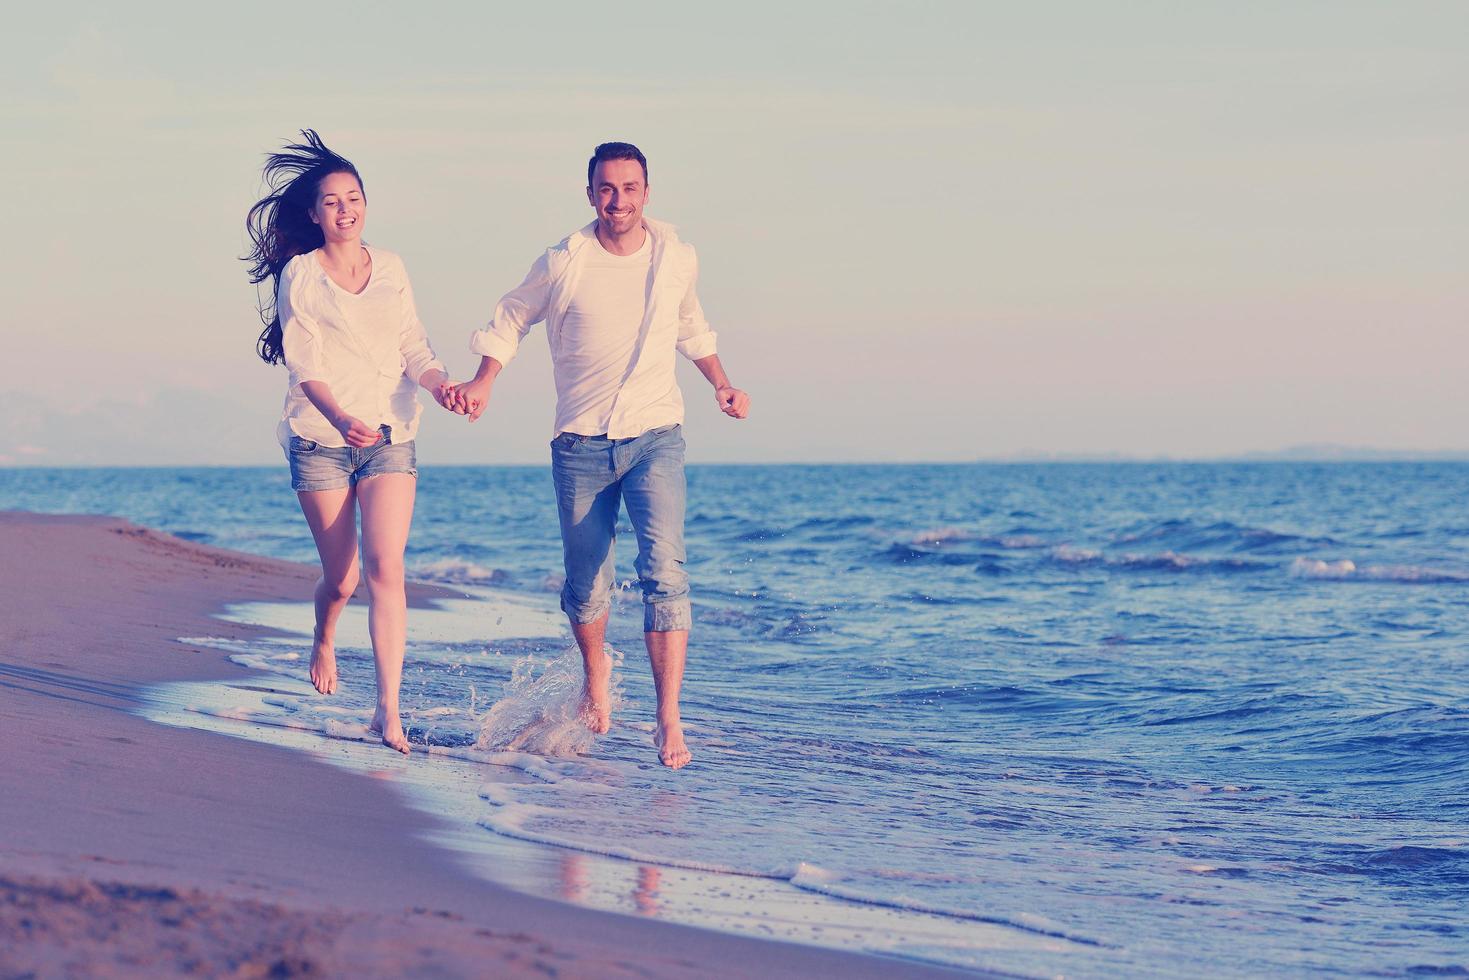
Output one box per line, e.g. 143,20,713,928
1049,546,1268,574
474,807,1112,948
788,864,1109,946
908,527,972,546
993,533,1048,549
1114,551,1264,573
1289,558,1469,584
793,515,878,531
874,683,1075,712
1137,693,1316,728
881,543,984,566
478,810,788,877
1115,518,1339,554
902,528,1048,549
1297,705,1469,761
413,557,512,586
1307,844,1469,888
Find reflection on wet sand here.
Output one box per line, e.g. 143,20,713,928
559,852,588,903
635,866,661,916
560,852,662,917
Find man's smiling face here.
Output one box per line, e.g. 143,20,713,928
587,158,649,238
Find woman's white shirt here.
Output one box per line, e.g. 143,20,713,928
276,247,444,449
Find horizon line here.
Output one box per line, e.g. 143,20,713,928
5,452,1469,471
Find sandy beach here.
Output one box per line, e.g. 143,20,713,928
0,511,972,978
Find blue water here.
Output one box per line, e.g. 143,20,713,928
3,463,1467,976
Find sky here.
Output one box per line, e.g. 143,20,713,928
2,1,1465,465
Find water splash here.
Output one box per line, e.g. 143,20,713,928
476,644,626,757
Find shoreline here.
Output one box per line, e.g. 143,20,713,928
0,511,976,978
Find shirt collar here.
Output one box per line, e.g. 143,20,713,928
570,216,678,253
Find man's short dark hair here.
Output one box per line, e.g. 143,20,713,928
587,142,648,187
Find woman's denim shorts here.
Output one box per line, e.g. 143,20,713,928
285,425,417,492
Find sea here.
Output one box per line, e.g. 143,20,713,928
2,462,1465,977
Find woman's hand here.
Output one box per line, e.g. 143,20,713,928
333,414,383,447
419,369,465,414
452,377,493,422
432,381,467,414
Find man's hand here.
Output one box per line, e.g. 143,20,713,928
333,414,382,447
715,386,750,419
432,381,467,414
452,377,494,422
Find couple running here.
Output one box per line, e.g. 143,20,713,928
244,131,749,770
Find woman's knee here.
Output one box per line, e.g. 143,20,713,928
362,554,405,589
321,565,359,601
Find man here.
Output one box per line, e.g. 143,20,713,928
453,142,750,769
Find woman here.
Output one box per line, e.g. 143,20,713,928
245,130,458,754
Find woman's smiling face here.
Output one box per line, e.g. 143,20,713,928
309,170,366,244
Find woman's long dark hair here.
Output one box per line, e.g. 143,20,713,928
244,130,364,364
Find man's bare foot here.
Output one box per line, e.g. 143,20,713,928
654,722,691,769
578,685,611,734
369,707,411,755
309,638,337,695
578,645,613,734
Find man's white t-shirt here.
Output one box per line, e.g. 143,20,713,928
556,233,654,436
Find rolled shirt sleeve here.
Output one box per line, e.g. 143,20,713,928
278,258,330,389
395,260,446,384
469,253,553,367
674,247,718,361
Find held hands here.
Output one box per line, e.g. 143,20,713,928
427,377,491,422
715,385,751,419
333,414,383,447
449,378,493,422
429,379,487,421
432,380,466,415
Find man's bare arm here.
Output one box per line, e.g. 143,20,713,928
693,354,750,420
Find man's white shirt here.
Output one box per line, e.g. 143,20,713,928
469,218,718,438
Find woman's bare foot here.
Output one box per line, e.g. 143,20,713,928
369,706,411,755
578,685,611,734
654,722,691,769
308,637,337,695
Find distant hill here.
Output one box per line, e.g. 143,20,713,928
981,446,1469,463
1226,445,1469,462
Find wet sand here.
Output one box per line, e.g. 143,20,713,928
0,511,973,978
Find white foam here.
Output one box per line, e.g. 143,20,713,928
1288,557,1469,583
789,863,1106,946
145,599,1104,973
1359,563,1469,583
1290,557,1357,579
413,557,509,586
909,527,971,545
997,534,1046,549
217,592,564,645
1051,544,1101,563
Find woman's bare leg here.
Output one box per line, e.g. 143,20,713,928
296,487,359,695
355,473,416,754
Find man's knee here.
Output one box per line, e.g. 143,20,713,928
560,573,612,624
638,554,688,603
644,596,691,633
